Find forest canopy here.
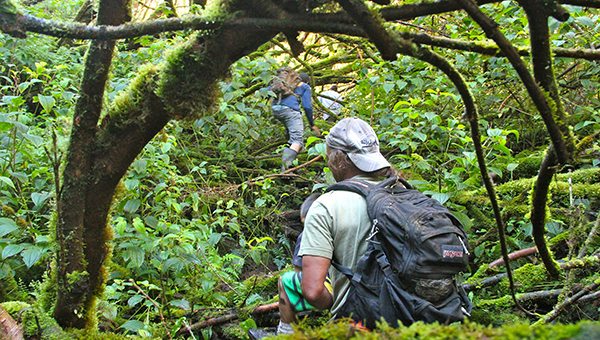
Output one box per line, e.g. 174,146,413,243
0,0,599,339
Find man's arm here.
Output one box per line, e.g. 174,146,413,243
301,255,333,309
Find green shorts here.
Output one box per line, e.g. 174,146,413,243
281,271,332,313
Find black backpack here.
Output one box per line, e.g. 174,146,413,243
327,176,472,329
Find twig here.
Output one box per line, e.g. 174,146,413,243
282,155,323,175
578,212,600,258
129,279,172,340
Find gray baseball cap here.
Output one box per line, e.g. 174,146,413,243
325,117,391,172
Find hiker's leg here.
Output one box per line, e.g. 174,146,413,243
284,110,304,151
278,271,320,334
281,147,298,171
278,276,296,324
282,111,303,170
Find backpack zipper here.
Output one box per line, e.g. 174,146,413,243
458,237,470,256
366,218,379,241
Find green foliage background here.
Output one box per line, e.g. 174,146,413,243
0,0,598,338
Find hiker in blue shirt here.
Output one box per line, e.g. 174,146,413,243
271,69,320,171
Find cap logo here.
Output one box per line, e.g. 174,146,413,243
360,137,378,148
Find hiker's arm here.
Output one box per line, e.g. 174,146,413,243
301,255,333,310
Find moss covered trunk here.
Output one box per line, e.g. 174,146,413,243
54,0,130,328
54,0,276,329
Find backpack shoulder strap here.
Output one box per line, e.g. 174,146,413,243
325,179,372,197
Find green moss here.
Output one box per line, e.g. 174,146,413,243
8,304,68,339
110,64,160,122
464,263,494,288
156,33,221,119
508,263,550,293
287,319,598,339
1,301,30,314
67,329,131,340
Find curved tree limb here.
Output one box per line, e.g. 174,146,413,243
519,0,577,279
457,0,570,166
336,0,536,317
489,246,538,268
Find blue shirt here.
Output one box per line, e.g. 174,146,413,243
273,82,314,127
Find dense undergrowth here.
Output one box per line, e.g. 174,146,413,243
0,0,599,339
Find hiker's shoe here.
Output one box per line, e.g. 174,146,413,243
248,327,276,340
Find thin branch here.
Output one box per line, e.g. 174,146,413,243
130,279,172,340
176,302,279,335
578,212,600,258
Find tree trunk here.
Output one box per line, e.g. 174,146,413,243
54,0,130,328
54,0,277,329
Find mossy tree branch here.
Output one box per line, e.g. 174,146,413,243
457,0,570,165
4,6,600,62
54,0,130,329
337,0,534,316
518,0,576,279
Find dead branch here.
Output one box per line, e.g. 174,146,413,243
176,302,279,336
536,280,600,324
489,247,538,268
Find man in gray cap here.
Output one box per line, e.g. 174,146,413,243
274,117,396,334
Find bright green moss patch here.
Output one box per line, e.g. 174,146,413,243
282,319,599,339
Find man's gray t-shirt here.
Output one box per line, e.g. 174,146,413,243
298,175,378,315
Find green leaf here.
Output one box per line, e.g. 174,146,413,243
123,247,145,268
506,163,519,172
31,191,51,209
429,192,450,204
0,176,15,190
2,244,24,259
121,320,146,333
124,179,139,190
0,218,18,237
383,82,394,93
25,133,44,147
37,95,55,113
413,131,427,142
169,299,190,311
21,245,44,268
124,199,141,214
128,294,144,307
